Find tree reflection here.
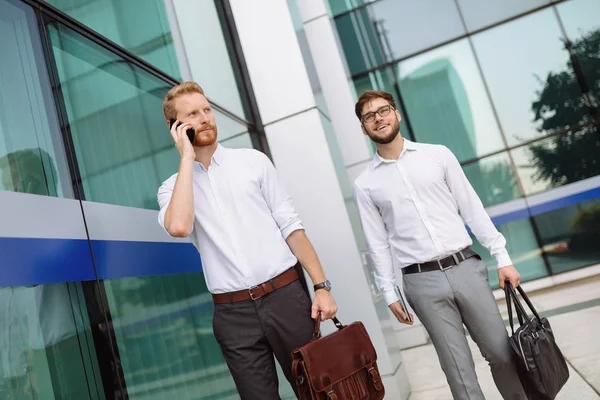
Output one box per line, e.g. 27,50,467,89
529,29,600,187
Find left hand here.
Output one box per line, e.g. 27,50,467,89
498,265,520,289
312,290,337,321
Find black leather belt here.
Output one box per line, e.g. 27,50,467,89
403,247,479,275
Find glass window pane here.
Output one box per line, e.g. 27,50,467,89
335,0,465,74
46,0,181,79
511,130,600,195
462,153,521,208
334,6,387,75
220,132,253,149
555,0,600,129
47,20,250,209
456,0,550,32
534,198,600,274
173,0,249,119
557,0,600,43
328,0,374,16
396,40,505,161
0,0,72,198
472,9,584,146
104,273,238,399
469,218,548,289
0,282,104,399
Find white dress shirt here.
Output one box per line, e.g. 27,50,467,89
353,139,512,305
157,145,302,294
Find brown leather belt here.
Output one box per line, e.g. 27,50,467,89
212,267,299,304
403,247,480,275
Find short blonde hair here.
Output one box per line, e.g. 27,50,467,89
162,82,205,120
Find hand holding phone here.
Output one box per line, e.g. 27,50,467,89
391,285,414,324
169,118,196,145
168,118,195,160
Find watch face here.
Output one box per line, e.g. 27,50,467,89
325,280,331,290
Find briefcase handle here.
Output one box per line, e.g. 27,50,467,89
312,312,345,341
504,283,542,334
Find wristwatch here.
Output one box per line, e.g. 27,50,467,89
313,280,331,292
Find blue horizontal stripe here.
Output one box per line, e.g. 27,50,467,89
0,238,202,287
490,208,531,226
91,240,202,280
1,185,599,287
0,238,96,287
527,186,600,217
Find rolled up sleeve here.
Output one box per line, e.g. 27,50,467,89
259,154,304,239
157,178,184,237
353,182,398,305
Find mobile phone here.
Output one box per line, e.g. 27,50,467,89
394,285,413,323
169,118,195,144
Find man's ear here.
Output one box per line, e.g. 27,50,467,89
396,110,402,123
361,123,368,136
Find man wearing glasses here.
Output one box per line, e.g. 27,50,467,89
352,90,526,399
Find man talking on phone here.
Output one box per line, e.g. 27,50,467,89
156,82,337,399
352,90,526,400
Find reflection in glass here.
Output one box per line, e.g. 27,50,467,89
462,152,520,208
534,198,600,274
104,273,237,399
396,40,505,161
334,5,387,75
220,132,253,149
472,9,576,146
0,284,96,400
328,0,374,16
456,0,549,32
469,218,547,289
47,20,249,210
0,0,72,198
46,0,181,79
555,0,600,130
334,0,464,75
512,131,600,195
174,0,248,119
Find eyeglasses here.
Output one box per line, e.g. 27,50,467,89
361,105,394,123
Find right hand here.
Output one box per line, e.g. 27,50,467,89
389,301,414,325
170,119,195,160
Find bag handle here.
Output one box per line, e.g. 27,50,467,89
515,285,542,323
504,283,524,334
505,283,542,333
312,312,345,340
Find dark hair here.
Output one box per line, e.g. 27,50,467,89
354,90,397,120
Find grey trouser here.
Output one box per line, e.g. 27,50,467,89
212,279,314,399
403,256,527,400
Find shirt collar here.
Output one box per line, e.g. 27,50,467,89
372,139,417,168
211,144,225,166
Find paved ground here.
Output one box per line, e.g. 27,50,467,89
401,275,600,399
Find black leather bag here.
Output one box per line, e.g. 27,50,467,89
504,284,569,399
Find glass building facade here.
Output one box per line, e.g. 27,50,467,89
1,0,599,398
0,0,290,398
330,0,600,288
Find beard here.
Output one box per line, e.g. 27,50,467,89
366,119,400,144
193,124,218,147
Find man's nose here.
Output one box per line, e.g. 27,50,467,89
198,112,210,124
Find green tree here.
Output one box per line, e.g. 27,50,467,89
529,30,600,187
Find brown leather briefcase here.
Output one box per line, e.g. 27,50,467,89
291,314,385,399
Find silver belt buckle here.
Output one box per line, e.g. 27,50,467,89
438,259,452,271
248,285,260,300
